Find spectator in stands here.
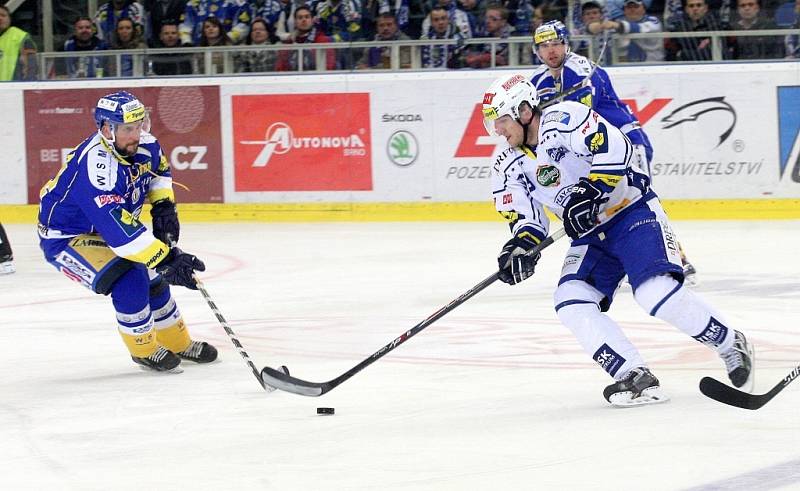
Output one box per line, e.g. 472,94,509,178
731,0,784,58
274,0,307,42
422,0,473,39
63,17,109,78
357,12,412,68
603,0,653,20
459,0,483,34
149,21,194,74
235,18,279,72
666,0,733,60
94,0,145,42
313,0,364,69
364,0,412,37
420,5,466,67
275,6,336,71
314,0,364,41
180,0,237,46
198,16,233,73
573,0,613,60
231,0,283,45
465,4,515,67
111,17,147,76
502,0,535,36
604,0,665,61
0,4,37,81
144,0,186,46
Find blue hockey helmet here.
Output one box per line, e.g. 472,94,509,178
94,91,149,132
533,20,571,53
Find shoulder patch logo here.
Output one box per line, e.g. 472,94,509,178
585,122,609,154
536,164,561,187
542,111,570,126
109,207,142,237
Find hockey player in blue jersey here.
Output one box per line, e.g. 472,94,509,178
529,20,698,285
483,73,753,406
38,91,217,372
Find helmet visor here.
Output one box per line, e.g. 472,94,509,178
106,111,151,143
483,109,514,137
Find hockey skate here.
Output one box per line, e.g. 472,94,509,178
176,341,218,363
720,330,754,392
132,346,182,372
0,254,14,275
603,367,670,407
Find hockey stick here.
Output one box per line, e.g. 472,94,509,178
699,364,800,410
540,31,610,110
261,228,568,397
195,277,286,392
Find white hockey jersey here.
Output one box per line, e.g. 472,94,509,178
491,100,651,242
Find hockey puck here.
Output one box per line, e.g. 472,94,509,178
317,407,335,415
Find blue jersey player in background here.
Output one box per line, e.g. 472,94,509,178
38,91,216,372
529,20,697,285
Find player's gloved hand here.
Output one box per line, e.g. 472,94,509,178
562,177,609,240
154,247,205,290
151,200,179,245
497,232,541,285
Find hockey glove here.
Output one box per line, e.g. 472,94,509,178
497,231,541,285
151,200,180,246
562,177,609,240
154,247,205,290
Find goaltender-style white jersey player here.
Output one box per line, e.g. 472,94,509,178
484,73,754,407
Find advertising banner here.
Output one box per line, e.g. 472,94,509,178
232,93,372,191
24,86,223,204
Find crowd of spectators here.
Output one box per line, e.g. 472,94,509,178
3,0,799,79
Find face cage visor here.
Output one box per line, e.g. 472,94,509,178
100,111,151,144
482,107,515,137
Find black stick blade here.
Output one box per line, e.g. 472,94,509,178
699,377,760,410
261,366,326,397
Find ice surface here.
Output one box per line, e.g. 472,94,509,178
1,220,798,490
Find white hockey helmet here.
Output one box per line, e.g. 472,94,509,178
482,73,541,136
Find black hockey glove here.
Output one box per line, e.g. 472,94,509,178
562,177,609,240
151,200,180,245
497,231,541,285
154,247,205,290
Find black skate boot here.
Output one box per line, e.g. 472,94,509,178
603,367,669,407
720,330,754,391
177,341,218,363
132,346,182,372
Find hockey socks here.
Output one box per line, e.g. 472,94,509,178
634,275,735,352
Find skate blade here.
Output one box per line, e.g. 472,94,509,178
137,365,184,374
609,387,670,408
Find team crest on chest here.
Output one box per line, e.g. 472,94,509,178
536,164,561,187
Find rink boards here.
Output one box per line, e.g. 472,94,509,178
1,63,799,221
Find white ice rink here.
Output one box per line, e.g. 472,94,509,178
1,220,798,490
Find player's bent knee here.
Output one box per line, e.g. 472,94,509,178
554,280,604,312
634,274,682,316
556,302,600,333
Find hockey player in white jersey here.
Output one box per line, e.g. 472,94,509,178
484,73,753,406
